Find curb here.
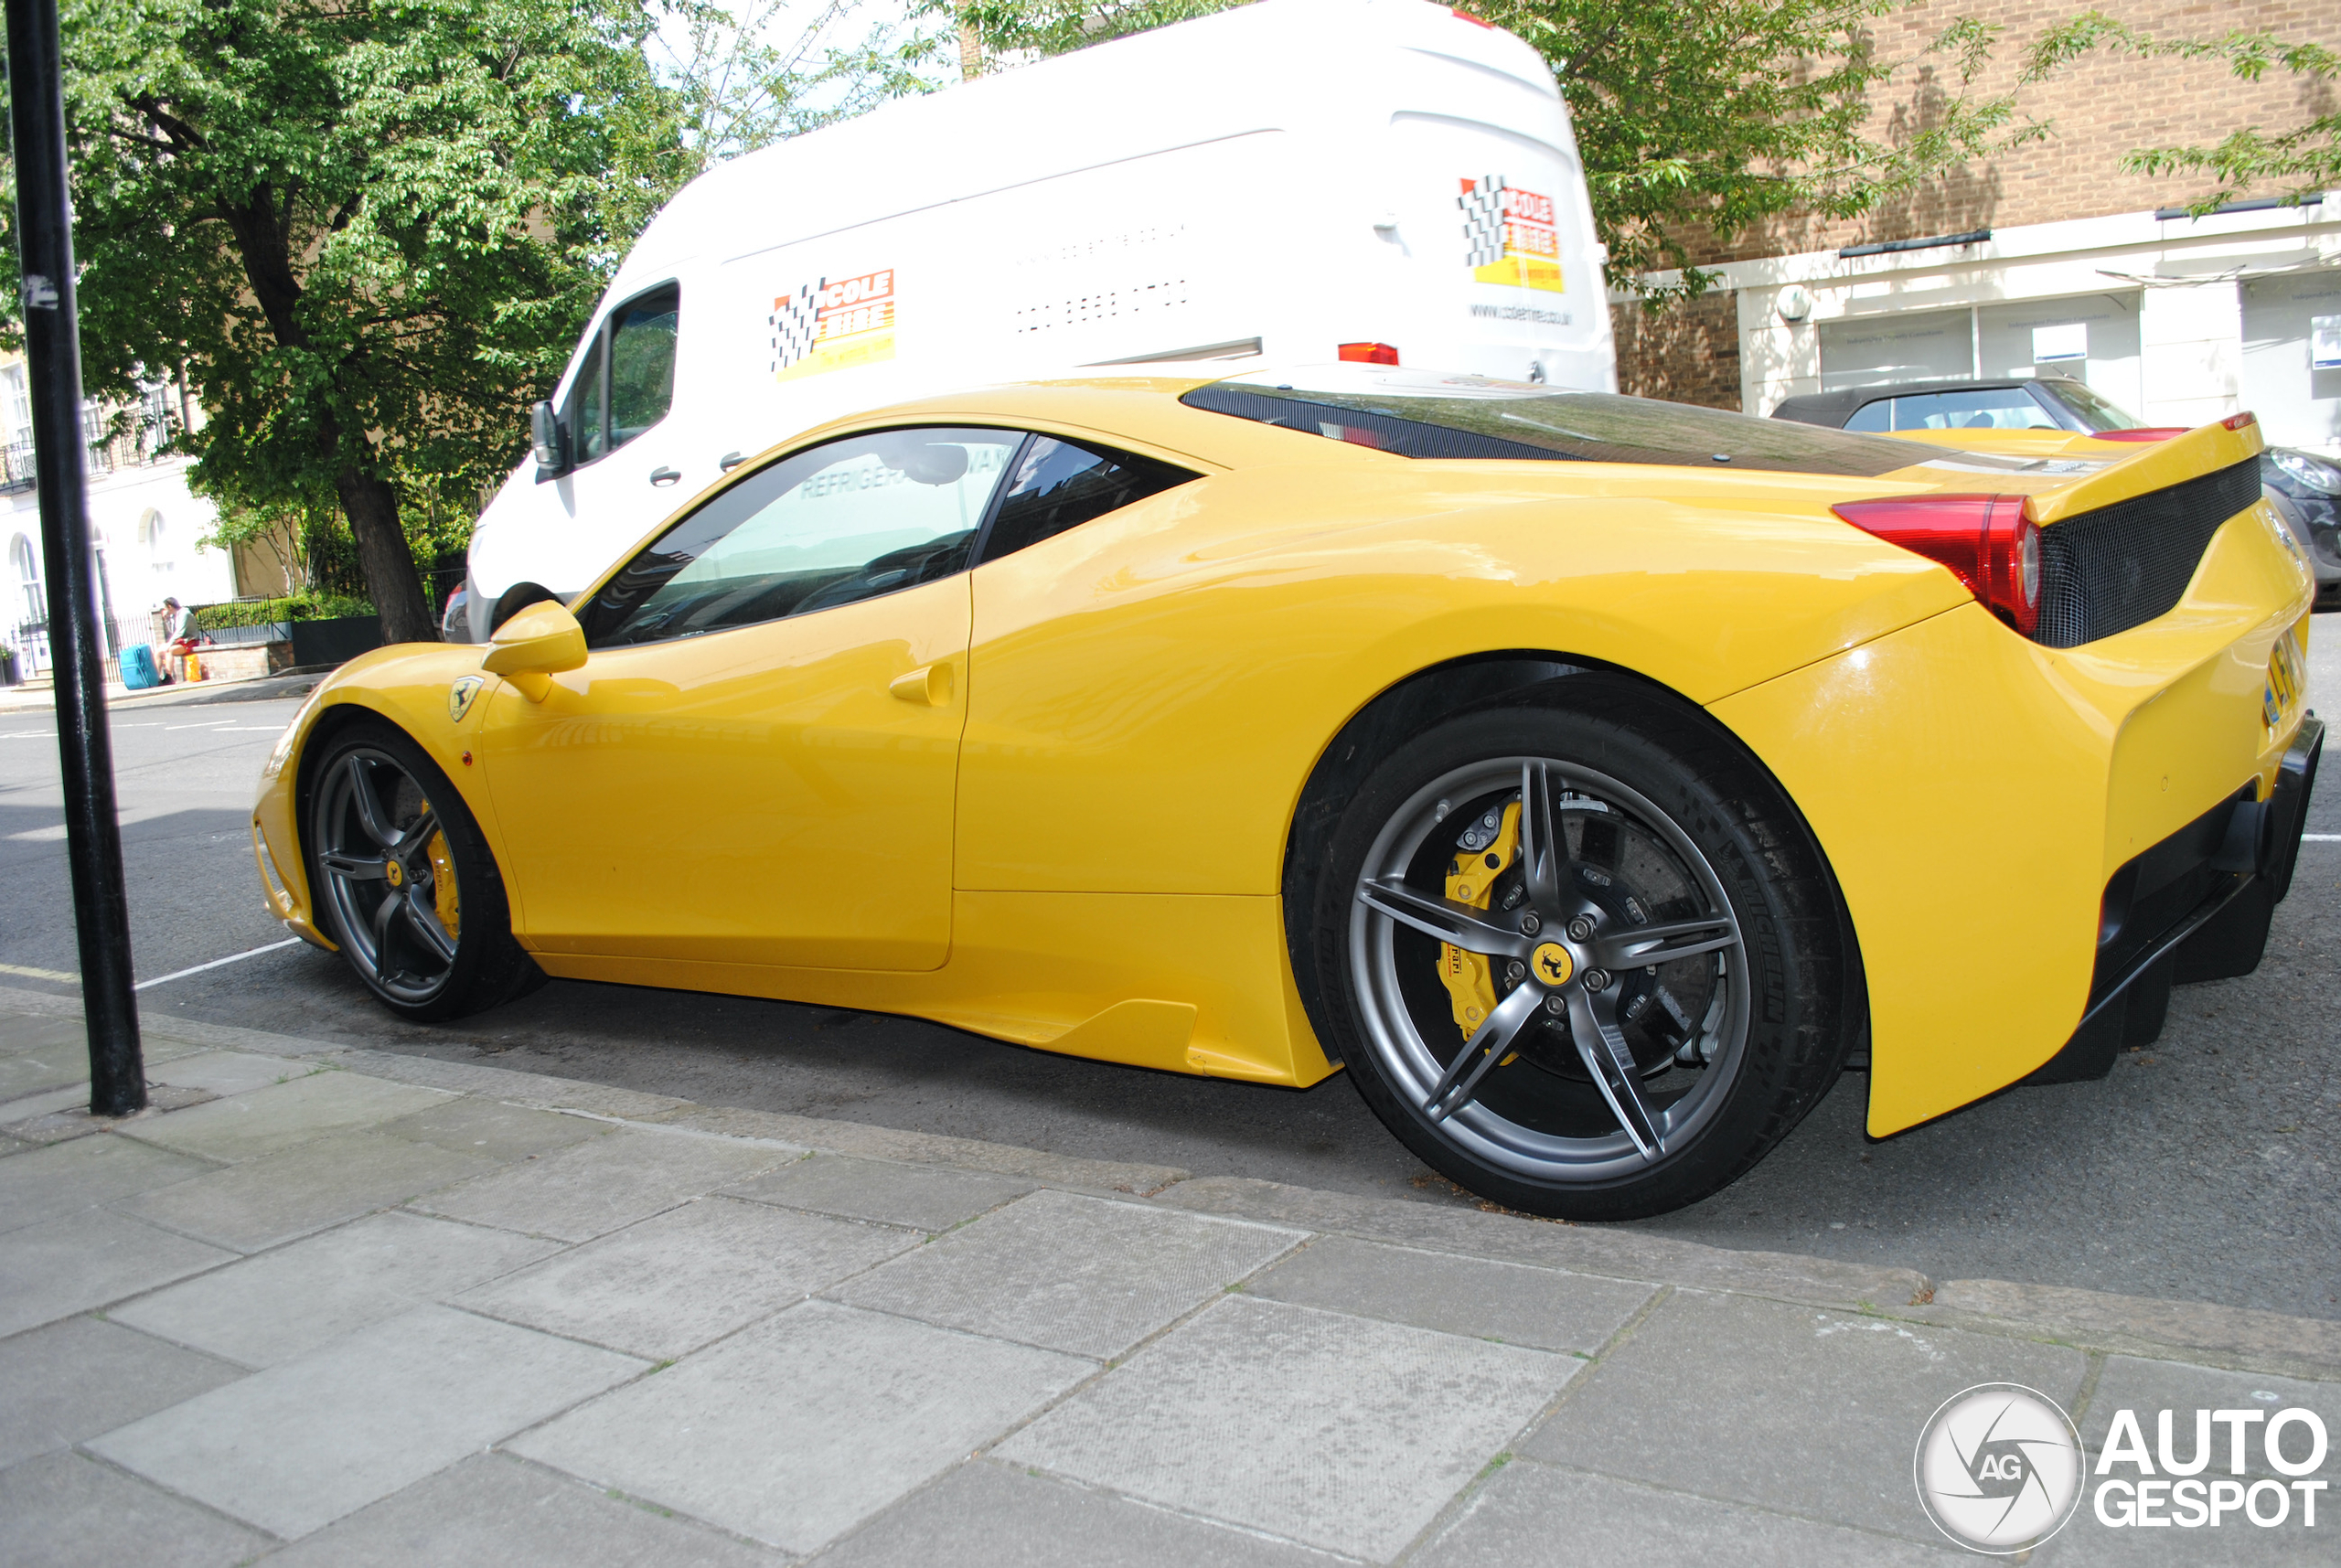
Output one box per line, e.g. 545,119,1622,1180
5,987,2336,1379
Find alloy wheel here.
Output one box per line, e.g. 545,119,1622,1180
312,748,463,1005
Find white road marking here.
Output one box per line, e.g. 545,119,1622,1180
134,937,304,991
2303,834,2341,842
165,720,240,731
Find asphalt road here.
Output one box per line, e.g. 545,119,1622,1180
4,620,2337,1321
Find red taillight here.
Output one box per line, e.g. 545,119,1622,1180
1832,495,2041,636
2222,411,2259,431
1338,341,1400,365
2092,427,2187,443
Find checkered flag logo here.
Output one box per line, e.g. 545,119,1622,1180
770,279,825,375
1459,176,1507,269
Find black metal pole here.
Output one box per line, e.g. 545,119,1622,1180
5,0,142,1114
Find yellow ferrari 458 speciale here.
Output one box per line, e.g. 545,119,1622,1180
253,367,2320,1218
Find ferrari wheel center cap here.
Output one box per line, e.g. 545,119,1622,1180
386,861,405,889
1530,941,1574,988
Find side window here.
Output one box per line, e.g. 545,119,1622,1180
1844,400,1891,433
561,282,679,469
978,438,1199,563
581,427,1021,647
608,284,679,447
1864,389,2060,433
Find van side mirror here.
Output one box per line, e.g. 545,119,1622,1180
530,400,568,475
481,600,585,701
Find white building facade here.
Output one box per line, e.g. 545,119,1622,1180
1653,197,2341,453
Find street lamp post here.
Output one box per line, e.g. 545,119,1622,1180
6,0,144,1113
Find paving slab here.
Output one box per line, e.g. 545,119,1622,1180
117,1071,454,1163
0,1133,27,1157
335,1047,689,1119
0,1449,275,1568
373,1095,610,1163
412,1126,799,1243
0,1083,96,1125
123,1129,499,1253
89,1303,646,1541
113,1208,561,1368
723,1150,1035,1232
821,1458,1350,1567
1520,1288,2088,1545
0,1045,85,1101
261,1451,786,1567
511,1298,1090,1553
1413,1459,1964,1567
0,1012,88,1055
1245,1234,1654,1355
0,1128,210,1236
2074,1355,2341,1478
1000,1296,1573,1561
5,1083,219,1145
2032,1499,2336,1563
0,1207,234,1337
828,1188,1301,1359
1931,1277,2341,1374
146,1049,325,1098
0,1315,245,1468
461,1194,917,1360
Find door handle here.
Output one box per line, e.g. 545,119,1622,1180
649,466,681,486
719,451,745,472
888,662,954,706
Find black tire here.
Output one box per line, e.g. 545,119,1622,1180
305,719,543,1022
1303,684,1852,1220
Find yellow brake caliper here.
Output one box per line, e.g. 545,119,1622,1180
425,827,461,941
1437,800,1520,1040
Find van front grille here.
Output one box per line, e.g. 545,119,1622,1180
2034,457,2265,648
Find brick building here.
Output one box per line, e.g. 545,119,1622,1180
1611,0,2341,453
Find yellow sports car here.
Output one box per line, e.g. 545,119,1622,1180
252,367,2320,1218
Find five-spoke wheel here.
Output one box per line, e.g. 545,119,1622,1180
1309,690,1851,1220
305,720,541,1021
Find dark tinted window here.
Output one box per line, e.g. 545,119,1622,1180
979,438,1198,562
1180,375,2011,477
581,427,1021,647
608,285,679,447
566,334,605,464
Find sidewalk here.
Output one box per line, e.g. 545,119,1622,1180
3,990,2335,1566
0,667,323,715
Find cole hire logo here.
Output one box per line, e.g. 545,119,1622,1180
1458,176,1564,293
1914,1384,2085,1553
770,269,896,383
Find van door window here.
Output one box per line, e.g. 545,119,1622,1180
608,284,680,447
561,282,679,469
977,438,1199,562
582,427,1021,647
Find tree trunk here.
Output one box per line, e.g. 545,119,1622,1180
334,469,436,643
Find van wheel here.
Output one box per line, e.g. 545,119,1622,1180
1308,696,1851,1220
306,720,542,1021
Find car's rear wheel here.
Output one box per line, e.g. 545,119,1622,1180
306,720,541,1021
1309,693,1852,1220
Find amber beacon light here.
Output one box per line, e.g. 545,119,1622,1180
1338,342,1401,365
1832,494,2042,635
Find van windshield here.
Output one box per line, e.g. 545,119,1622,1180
1181,368,2003,477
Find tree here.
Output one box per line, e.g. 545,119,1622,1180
946,0,2035,300
653,0,946,167
2025,15,2339,215
11,0,688,642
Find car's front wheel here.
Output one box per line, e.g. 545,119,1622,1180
1309,689,1853,1220
305,720,542,1021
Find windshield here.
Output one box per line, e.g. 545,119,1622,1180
1181,368,1996,478
2035,378,2145,432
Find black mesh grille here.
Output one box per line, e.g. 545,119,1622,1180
2035,458,2264,648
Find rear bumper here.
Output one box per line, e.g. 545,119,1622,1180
2028,715,2322,1081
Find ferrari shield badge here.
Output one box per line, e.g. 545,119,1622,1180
448,676,484,722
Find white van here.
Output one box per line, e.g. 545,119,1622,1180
463,0,1614,636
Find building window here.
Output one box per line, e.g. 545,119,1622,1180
8,533,40,623
0,365,28,446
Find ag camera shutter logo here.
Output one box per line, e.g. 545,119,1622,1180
1914,1383,2085,1552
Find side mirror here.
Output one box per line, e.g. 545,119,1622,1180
481,600,585,701
530,400,568,474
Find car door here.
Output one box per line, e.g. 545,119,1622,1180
476,425,1024,971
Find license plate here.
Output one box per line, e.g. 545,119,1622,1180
2265,624,2306,732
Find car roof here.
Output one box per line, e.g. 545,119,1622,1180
1770,378,2084,427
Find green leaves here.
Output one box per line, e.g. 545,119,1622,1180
2026,16,2339,215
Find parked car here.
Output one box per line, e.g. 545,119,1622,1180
255,367,2316,1220
1770,376,2341,608
465,0,1619,638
